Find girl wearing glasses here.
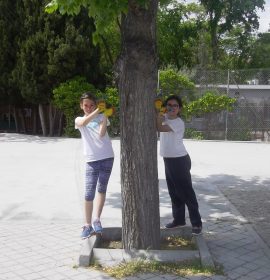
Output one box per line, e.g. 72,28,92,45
156,95,202,235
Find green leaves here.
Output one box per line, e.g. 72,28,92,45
199,0,265,62
157,2,204,69
159,69,195,95
45,0,59,13
52,77,120,136
249,33,270,68
53,76,96,111
183,91,236,119
45,0,81,15
52,76,97,136
45,0,128,37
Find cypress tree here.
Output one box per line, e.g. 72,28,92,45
0,0,25,132
12,0,103,135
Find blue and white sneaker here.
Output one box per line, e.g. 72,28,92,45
81,225,95,239
92,219,103,234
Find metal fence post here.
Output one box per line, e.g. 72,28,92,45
225,69,230,140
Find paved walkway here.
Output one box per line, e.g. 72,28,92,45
0,133,270,280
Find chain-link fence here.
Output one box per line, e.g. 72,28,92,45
185,69,270,142
193,68,270,87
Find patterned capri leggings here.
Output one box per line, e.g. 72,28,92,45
85,157,114,201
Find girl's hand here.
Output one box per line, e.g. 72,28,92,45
97,100,106,112
157,113,165,123
76,108,99,127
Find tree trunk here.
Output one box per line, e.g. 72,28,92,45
19,108,26,133
32,105,37,134
38,104,47,136
211,29,218,64
210,17,219,64
48,103,57,136
118,0,160,249
57,111,64,136
13,107,20,133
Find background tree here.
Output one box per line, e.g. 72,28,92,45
0,0,25,132
52,77,120,137
47,9,103,87
14,30,51,135
46,0,161,249
184,91,236,118
158,1,206,70
158,68,196,102
199,0,265,64
247,33,270,84
52,76,97,137
183,91,236,139
248,33,270,69
12,0,103,136
98,21,121,85
12,0,59,135
219,26,255,69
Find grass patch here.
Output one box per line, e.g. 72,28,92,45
100,235,196,250
91,259,223,279
161,236,197,250
100,240,122,249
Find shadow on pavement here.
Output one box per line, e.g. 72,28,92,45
105,192,122,209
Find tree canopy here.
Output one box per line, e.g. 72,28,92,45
158,1,206,69
199,0,265,63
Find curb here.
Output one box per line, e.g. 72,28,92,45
79,234,102,267
195,234,215,267
79,227,215,268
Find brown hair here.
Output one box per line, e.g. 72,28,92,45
80,92,97,104
164,95,183,108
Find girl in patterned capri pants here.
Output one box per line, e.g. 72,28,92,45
75,92,114,239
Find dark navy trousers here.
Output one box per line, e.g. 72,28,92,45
164,154,202,227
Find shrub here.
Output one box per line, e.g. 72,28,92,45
53,76,97,137
184,128,204,140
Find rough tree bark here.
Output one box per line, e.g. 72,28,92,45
13,107,20,133
57,111,64,136
19,108,26,133
32,105,37,134
38,104,47,136
48,103,57,136
210,23,218,64
117,0,160,249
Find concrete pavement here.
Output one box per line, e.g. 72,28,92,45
1,133,270,279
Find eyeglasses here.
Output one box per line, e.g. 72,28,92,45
167,104,179,108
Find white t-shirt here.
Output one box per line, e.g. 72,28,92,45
75,114,114,162
160,115,188,158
